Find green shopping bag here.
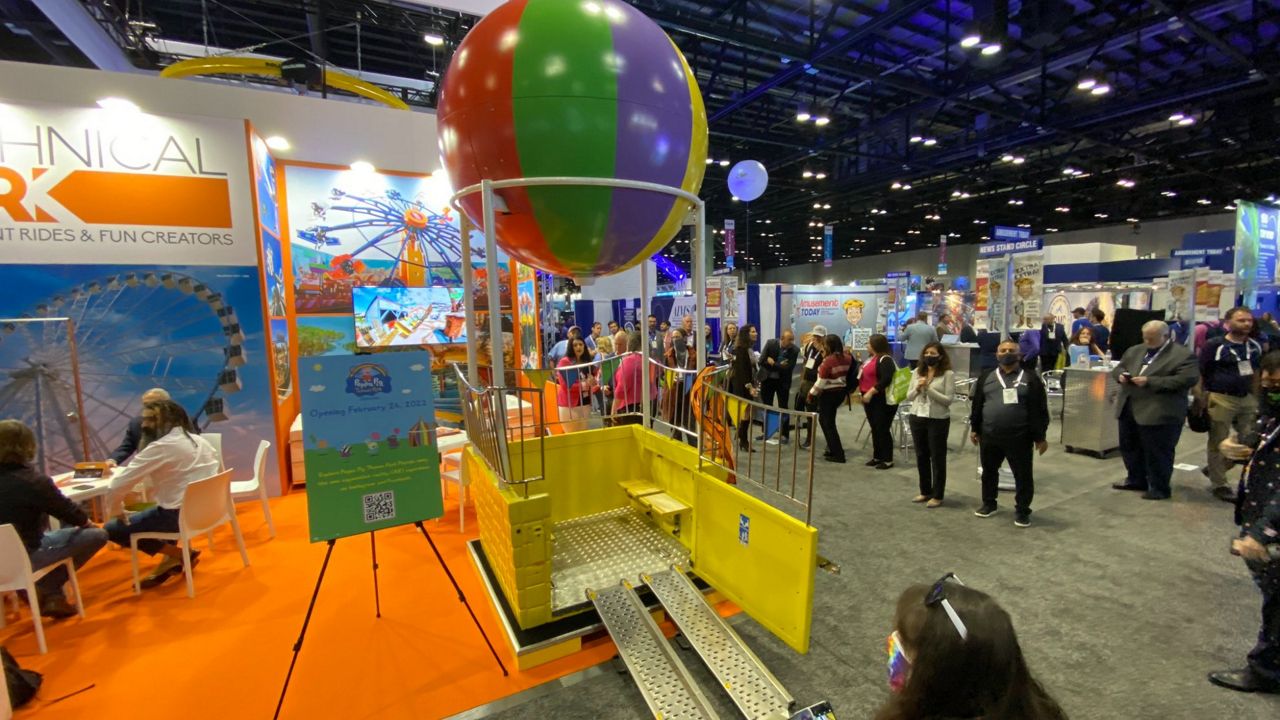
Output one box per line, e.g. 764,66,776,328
887,365,913,406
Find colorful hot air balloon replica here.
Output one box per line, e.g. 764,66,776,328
437,0,708,278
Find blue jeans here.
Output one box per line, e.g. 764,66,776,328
105,506,180,556
29,526,109,598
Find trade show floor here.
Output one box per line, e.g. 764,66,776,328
477,407,1280,720
6,409,1280,719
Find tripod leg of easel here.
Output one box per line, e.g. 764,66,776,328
413,521,509,676
371,532,382,619
274,539,336,720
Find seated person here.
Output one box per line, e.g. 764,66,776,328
876,575,1067,720
104,399,220,589
0,420,109,618
110,387,171,464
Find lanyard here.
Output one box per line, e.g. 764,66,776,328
1138,341,1169,376
997,370,1023,390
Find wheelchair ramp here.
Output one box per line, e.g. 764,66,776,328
587,581,719,720
644,567,793,720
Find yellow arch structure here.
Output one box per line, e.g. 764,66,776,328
160,57,410,111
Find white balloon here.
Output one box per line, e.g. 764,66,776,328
728,160,769,202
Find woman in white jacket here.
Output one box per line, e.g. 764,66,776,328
906,342,955,507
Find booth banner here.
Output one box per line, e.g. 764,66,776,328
299,351,443,542
518,277,538,369
974,259,990,330
1234,200,1279,306
792,286,881,348
1196,270,1226,319
1011,252,1044,331
0,102,255,267
0,263,277,485
706,276,722,319
722,276,740,322
986,257,1009,334
1166,270,1197,323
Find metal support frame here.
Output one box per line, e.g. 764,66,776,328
0,317,91,474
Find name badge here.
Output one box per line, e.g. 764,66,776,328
805,357,817,370
1002,387,1019,405
1239,360,1254,377
651,340,658,350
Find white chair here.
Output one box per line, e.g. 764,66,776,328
0,524,85,654
203,432,225,471
231,440,275,538
129,469,249,598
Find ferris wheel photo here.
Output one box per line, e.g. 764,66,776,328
285,165,492,314
0,264,271,476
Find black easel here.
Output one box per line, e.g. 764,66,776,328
273,524,508,719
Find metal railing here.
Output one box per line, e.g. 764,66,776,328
648,356,700,444
697,371,818,526
453,364,545,497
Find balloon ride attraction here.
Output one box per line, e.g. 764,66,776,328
437,0,709,278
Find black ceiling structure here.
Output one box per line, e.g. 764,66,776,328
5,0,1279,277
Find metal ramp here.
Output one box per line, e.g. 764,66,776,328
645,567,794,720
587,581,720,720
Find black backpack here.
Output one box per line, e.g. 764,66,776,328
3,645,42,708
844,354,863,397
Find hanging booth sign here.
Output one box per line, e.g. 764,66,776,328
722,276,740,322
974,259,990,331
724,219,736,270
979,227,1040,257
823,224,834,268
986,257,1009,334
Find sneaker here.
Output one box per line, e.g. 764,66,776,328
765,438,780,446
874,461,894,470
926,498,943,508
139,551,200,590
780,437,791,445
911,494,930,503
974,504,998,518
798,441,810,450
1014,511,1031,528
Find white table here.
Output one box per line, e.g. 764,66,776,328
50,472,113,528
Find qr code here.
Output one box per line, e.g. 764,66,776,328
362,490,396,523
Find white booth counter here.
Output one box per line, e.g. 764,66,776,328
1061,365,1120,457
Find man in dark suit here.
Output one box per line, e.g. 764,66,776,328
110,387,170,464
1111,321,1199,499
759,331,800,444
1037,313,1069,374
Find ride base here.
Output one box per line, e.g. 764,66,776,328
463,425,817,680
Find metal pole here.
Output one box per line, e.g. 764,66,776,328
65,319,90,462
640,252,652,428
460,214,480,386
693,202,706,460
481,181,506,387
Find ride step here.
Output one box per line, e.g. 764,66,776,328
587,581,720,720
643,566,793,720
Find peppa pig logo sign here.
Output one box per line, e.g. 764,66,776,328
345,363,393,397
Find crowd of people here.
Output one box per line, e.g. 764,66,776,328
542,305,1280,702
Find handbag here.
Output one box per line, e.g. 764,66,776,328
1187,400,1210,433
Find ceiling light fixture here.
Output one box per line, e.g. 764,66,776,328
814,115,831,126
423,33,445,46
350,160,375,173
1076,77,1097,91
909,135,923,143
1169,112,1186,122
1161,190,1178,197
815,172,828,180
1197,198,1212,205
1116,178,1136,188
980,41,1002,56
1177,116,1195,126
802,170,814,178
264,135,290,151
718,159,730,167
1055,206,1070,213
922,137,938,146
960,30,982,48
1090,83,1112,95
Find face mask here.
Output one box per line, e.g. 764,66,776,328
998,353,1019,366
887,631,911,692
1262,388,1280,417
922,355,940,367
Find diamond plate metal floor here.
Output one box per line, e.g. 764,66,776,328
551,506,690,613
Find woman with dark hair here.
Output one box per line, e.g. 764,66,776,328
907,342,955,507
1067,326,1102,367
860,333,898,469
876,575,1067,720
808,334,852,462
556,336,599,433
720,321,740,364
104,399,221,589
730,324,761,451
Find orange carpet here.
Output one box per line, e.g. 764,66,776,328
2,489,620,719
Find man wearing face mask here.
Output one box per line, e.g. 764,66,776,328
1208,350,1280,694
970,339,1050,527
1111,320,1199,500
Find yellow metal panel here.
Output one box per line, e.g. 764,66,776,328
509,427,636,522
690,472,817,654
515,636,582,670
